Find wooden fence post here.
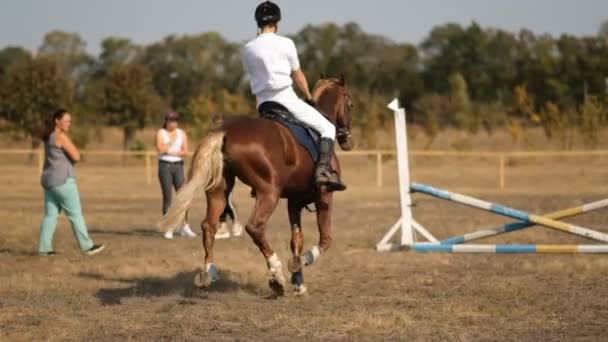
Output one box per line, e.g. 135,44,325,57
37,149,44,174
146,152,152,185
499,154,506,190
376,152,383,187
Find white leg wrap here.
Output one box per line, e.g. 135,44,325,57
267,253,282,273
303,246,321,266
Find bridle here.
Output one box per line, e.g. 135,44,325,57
335,90,352,143
312,78,352,143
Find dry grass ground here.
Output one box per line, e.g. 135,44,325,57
1,153,608,341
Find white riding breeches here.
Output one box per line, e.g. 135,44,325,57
256,87,336,140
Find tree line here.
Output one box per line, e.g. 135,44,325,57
0,20,607,149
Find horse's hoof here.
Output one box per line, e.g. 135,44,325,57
268,272,286,297
288,256,303,273
294,284,308,297
194,264,218,288
269,278,285,297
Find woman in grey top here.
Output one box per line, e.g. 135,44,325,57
38,109,104,256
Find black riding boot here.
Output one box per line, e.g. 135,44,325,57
315,138,347,192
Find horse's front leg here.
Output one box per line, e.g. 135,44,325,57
287,199,306,295
302,192,333,268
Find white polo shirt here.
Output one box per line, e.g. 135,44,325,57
243,32,300,102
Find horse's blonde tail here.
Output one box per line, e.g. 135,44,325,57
159,131,225,232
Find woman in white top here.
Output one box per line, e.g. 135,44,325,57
156,111,197,239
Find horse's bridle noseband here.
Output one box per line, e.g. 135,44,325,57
337,127,351,141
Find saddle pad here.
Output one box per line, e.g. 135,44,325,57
258,102,321,163
277,119,320,163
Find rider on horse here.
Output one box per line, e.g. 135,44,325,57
243,1,347,191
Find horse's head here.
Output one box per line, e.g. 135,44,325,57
312,74,354,151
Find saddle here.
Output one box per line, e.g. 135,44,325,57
258,101,320,163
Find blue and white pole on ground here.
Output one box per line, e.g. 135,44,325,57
411,182,608,243
439,198,608,245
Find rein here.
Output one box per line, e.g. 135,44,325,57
311,79,351,140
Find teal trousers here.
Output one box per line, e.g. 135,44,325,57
39,178,94,253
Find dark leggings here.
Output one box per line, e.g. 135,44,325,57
158,160,185,215
220,193,238,223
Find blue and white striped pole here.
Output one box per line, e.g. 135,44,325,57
411,183,608,243
411,244,608,253
439,198,608,245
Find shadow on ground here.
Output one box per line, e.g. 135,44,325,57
79,270,262,305
88,228,162,238
0,247,38,257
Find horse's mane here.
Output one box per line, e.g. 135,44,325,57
312,78,341,102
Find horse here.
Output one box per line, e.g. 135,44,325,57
160,76,354,297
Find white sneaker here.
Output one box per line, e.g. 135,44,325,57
215,222,230,239
179,224,197,238
164,230,174,240
231,222,243,237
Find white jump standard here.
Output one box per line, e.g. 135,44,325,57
376,99,608,254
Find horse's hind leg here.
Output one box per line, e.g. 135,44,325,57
195,184,226,288
287,200,306,296
244,192,284,297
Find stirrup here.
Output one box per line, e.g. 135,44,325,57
316,171,347,192
324,179,347,192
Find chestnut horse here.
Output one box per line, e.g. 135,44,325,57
160,76,354,296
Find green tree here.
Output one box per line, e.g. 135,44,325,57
539,101,560,140
186,89,251,139
448,73,473,130
421,23,496,100
599,19,608,42
100,37,140,67
38,31,87,56
515,31,568,106
38,30,96,99
510,85,538,122
0,46,31,77
361,94,382,148
484,30,519,101
291,22,424,130
413,93,449,148
473,101,507,135
37,30,93,74
0,57,72,144
89,64,163,149
579,95,605,147
141,32,244,112
507,85,538,144
539,101,575,149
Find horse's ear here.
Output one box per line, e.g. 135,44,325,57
339,73,346,85
320,73,326,80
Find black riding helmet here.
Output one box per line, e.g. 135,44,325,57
255,1,281,28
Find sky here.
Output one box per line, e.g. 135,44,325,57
1,0,607,55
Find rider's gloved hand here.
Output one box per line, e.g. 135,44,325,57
304,98,316,107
